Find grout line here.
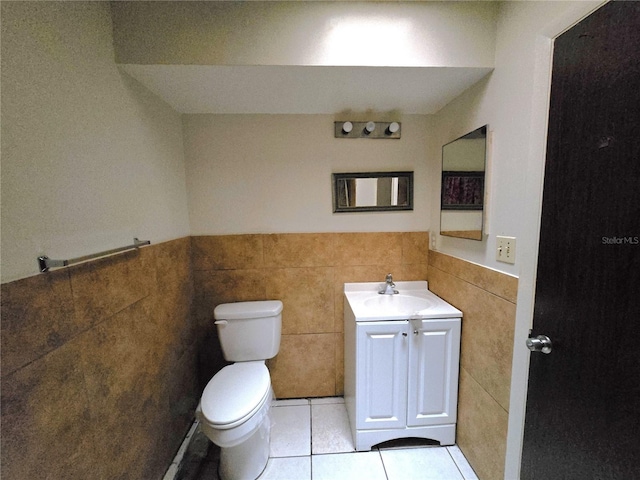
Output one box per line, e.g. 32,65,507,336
307,402,313,458
462,366,509,415
309,401,314,479
446,445,479,480
377,448,390,480
445,447,466,480
269,455,312,460
162,418,199,480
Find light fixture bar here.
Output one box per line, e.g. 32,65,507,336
334,121,401,139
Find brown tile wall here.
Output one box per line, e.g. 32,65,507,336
192,232,430,398
0,237,197,479
427,250,518,480
2,234,516,479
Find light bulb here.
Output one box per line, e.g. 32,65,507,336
387,122,400,134
364,122,376,134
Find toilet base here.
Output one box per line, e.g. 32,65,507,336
218,409,271,480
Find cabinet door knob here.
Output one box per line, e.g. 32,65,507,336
402,332,408,337
414,330,419,335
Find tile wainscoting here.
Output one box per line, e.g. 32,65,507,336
2,234,516,480
427,251,518,480
191,232,430,398
1,238,197,479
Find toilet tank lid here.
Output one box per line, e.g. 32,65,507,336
214,300,283,320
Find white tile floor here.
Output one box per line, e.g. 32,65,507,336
258,397,478,480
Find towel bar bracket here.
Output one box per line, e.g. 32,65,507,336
37,238,151,273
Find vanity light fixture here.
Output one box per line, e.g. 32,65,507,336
334,121,401,139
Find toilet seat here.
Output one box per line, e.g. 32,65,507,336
200,362,271,429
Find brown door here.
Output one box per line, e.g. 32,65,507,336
521,2,640,479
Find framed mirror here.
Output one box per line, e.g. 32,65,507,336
333,171,413,213
440,126,487,241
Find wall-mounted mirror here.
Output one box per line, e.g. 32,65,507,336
333,171,413,213
440,125,487,241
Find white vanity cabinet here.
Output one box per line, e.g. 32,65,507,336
343,281,462,451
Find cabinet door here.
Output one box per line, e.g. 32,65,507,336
356,321,408,430
407,318,461,427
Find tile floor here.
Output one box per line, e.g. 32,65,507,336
173,397,479,480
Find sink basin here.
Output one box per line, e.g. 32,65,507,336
344,280,462,321
363,295,435,314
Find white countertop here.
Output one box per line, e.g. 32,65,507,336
344,281,462,321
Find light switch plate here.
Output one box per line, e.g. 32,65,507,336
496,236,516,264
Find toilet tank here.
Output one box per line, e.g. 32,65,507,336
214,300,283,362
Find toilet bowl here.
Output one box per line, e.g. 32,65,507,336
196,300,283,480
198,362,273,479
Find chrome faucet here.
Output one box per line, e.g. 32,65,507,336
379,273,399,295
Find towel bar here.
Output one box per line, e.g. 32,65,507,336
37,238,150,272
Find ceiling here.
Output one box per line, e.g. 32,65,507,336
120,64,493,115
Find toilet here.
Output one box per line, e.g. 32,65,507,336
196,300,283,480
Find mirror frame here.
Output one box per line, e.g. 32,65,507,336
332,171,414,213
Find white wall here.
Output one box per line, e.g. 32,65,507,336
0,2,190,283
183,114,432,235
111,1,497,68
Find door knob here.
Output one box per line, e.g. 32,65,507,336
526,335,553,354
